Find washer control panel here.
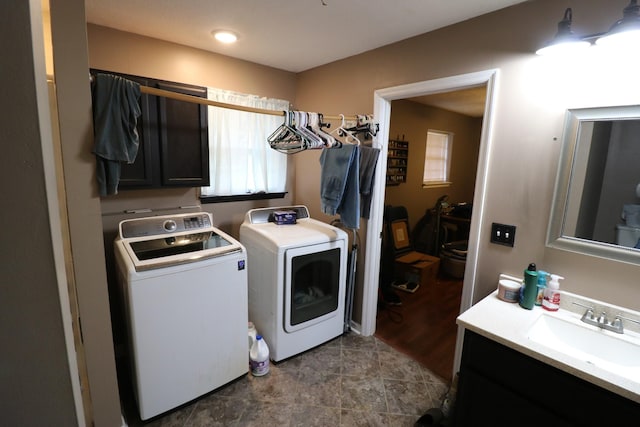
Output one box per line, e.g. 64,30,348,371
120,213,212,239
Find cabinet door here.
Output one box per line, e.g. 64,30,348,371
90,70,159,188
119,75,159,187
157,82,210,187
456,330,640,426
455,369,569,427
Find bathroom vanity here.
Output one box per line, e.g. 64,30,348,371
454,290,640,426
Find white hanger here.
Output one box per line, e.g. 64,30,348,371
331,114,360,145
267,111,308,154
308,112,340,148
295,111,325,149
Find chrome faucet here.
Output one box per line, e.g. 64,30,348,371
572,302,600,327
572,302,640,334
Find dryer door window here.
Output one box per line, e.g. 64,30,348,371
284,242,342,332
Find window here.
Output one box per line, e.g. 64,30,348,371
423,130,453,188
200,88,289,198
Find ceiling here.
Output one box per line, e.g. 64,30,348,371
85,0,526,73
408,86,488,118
84,0,523,117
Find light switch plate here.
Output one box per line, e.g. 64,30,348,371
490,222,516,247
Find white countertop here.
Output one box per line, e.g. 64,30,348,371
457,290,640,404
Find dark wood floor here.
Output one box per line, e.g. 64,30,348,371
375,272,463,383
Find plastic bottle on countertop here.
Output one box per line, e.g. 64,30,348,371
542,274,564,311
519,263,538,310
535,271,549,306
249,335,270,376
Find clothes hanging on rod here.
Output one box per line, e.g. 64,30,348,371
91,73,142,196
359,145,381,219
319,143,360,229
318,143,381,230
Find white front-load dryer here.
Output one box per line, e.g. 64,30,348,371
240,206,348,361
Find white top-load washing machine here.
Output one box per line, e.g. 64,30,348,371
114,212,248,420
240,206,348,362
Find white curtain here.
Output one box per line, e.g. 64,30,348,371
201,88,289,196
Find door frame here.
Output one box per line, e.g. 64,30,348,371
361,69,500,375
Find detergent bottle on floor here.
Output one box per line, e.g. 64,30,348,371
249,335,270,376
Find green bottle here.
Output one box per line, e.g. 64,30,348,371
519,263,538,310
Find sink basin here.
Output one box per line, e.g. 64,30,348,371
527,313,640,382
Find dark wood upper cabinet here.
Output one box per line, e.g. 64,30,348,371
91,69,209,190
156,82,209,187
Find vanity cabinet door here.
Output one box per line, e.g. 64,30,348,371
455,369,567,426
454,330,640,427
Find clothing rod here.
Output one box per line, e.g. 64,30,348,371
90,73,365,121
139,85,359,121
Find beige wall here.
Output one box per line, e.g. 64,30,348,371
293,0,640,309
385,99,482,231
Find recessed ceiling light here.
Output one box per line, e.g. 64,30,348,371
212,30,238,44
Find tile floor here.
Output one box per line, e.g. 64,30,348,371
122,332,450,426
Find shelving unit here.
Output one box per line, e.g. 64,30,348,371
386,139,408,186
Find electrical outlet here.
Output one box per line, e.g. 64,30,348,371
490,223,516,247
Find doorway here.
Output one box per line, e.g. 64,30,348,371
359,69,500,381
375,90,485,382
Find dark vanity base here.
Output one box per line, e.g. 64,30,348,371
454,330,640,426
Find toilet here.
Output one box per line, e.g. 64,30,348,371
615,224,640,248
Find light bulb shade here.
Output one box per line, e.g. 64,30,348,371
536,8,590,55
536,39,590,56
596,0,640,46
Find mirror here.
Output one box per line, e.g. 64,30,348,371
547,105,640,265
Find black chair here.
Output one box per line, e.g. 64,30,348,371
384,205,413,257
378,205,410,305
381,205,420,293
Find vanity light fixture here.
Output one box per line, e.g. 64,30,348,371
595,0,640,47
212,30,238,44
535,8,589,56
537,0,640,55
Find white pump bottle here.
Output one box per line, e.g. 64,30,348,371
542,274,564,311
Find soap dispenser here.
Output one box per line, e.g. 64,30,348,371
519,263,538,310
535,271,549,306
542,274,564,312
